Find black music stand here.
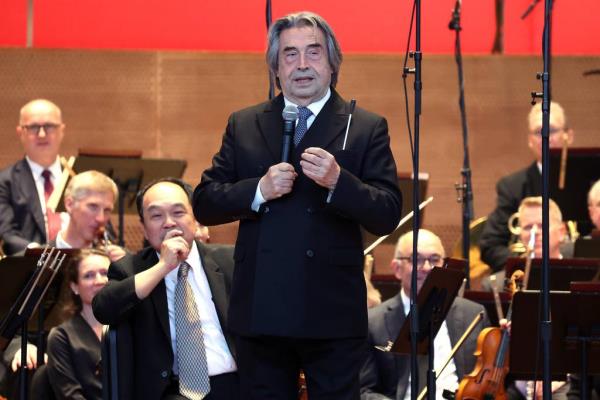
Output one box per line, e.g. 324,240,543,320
505,258,600,291
463,290,511,327
550,148,600,237
56,154,187,247
574,236,600,258
0,249,67,400
389,262,465,399
511,290,600,399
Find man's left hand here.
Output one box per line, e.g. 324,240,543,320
300,147,340,190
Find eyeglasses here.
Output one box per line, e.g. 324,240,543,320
396,254,444,269
531,126,566,137
21,123,61,135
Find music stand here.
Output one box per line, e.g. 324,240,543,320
511,290,600,399
463,290,511,327
574,236,600,258
55,153,187,247
389,262,465,399
0,248,68,400
550,148,600,236
505,258,600,291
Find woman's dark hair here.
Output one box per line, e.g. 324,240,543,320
62,249,109,317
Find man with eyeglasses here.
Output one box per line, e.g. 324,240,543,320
0,99,66,255
479,101,575,272
360,229,489,400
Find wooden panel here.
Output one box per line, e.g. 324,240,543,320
0,49,598,260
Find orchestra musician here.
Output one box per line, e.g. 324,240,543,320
587,179,600,234
0,99,66,255
481,196,571,292
360,229,490,399
479,102,575,272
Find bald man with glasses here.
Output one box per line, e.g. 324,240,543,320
360,229,489,400
0,99,66,255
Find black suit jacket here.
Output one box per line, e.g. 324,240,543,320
92,242,235,400
480,162,541,271
193,90,402,338
359,294,490,400
0,158,47,255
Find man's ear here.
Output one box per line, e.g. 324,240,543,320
64,196,74,213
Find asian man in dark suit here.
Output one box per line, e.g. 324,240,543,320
193,11,402,400
479,101,574,272
93,178,238,400
0,99,65,255
360,229,490,400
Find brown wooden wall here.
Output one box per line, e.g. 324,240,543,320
1,50,598,272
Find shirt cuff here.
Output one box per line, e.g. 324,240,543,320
251,183,266,211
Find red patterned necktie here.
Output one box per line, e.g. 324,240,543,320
41,170,60,241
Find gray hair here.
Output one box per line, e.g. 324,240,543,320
65,170,118,203
266,11,343,89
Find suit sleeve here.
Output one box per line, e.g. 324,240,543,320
359,330,393,400
479,177,515,272
46,327,87,400
92,257,141,325
327,116,402,236
0,174,32,255
193,114,262,226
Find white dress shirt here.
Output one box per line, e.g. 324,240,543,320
163,241,236,376
400,290,459,400
251,88,332,211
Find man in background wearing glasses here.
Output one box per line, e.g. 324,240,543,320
0,99,66,255
480,101,575,273
360,229,489,400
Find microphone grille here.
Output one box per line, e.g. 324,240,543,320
282,105,299,122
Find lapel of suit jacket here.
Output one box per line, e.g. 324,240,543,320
142,249,171,343
196,241,228,327
526,161,542,195
256,95,285,163
445,300,466,378
384,294,410,400
15,159,46,236
296,89,351,154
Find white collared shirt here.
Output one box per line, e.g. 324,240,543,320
400,289,459,400
251,88,332,211
25,156,69,235
163,241,236,376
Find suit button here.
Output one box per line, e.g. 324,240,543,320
307,207,314,214
161,371,168,379
306,250,314,258
264,206,270,213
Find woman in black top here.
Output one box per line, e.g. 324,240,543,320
46,249,109,400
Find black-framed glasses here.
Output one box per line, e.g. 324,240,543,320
21,123,61,135
396,254,444,269
531,126,566,137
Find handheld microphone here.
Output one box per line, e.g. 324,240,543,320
281,105,298,162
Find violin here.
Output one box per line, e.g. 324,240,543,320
455,230,535,400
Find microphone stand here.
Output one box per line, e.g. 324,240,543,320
530,0,554,397
265,0,275,100
449,0,473,290
402,0,424,397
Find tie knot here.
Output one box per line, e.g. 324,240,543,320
41,169,52,181
298,106,312,121
178,261,191,279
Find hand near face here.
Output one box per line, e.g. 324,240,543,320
300,147,340,190
259,162,298,201
160,230,190,270
105,244,127,262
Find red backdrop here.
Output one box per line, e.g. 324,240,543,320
1,0,598,54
